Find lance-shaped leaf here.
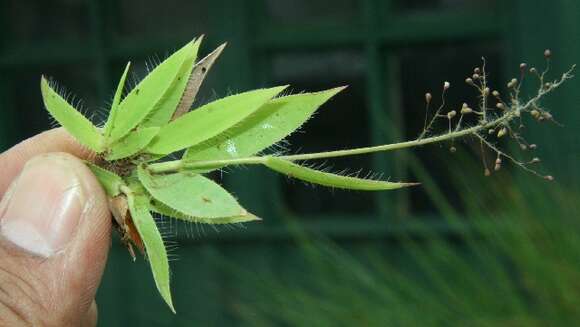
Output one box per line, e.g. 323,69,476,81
171,43,226,120
40,77,104,152
103,62,131,138
127,190,174,313
108,39,198,142
264,157,418,191
146,85,288,155
137,165,247,218
141,38,204,127
106,127,159,160
150,200,261,225
86,163,125,197
184,87,345,162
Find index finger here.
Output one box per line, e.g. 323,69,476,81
0,128,96,195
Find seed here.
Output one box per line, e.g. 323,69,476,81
544,175,554,181
496,103,505,110
472,73,480,80
497,127,507,138
465,77,474,85
447,110,457,119
492,90,500,97
461,107,473,115
483,87,490,96
531,110,540,118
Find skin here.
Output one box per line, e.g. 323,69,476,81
0,128,111,326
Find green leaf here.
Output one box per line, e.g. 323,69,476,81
171,43,226,120
40,77,104,152
184,87,345,162
141,37,203,127
108,39,199,142
264,157,417,191
127,190,174,313
86,163,125,197
137,165,248,218
146,85,288,155
150,200,261,225
104,62,131,138
106,127,160,160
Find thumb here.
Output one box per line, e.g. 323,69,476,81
0,153,111,326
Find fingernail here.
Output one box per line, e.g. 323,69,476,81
0,154,86,257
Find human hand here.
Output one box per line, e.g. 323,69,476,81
0,128,111,326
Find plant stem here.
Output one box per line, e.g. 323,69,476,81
146,66,575,175
147,110,519,174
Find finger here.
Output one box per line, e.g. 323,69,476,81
0,128,96,195
0,152,110,325
81,301,98,327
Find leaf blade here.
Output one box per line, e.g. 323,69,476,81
40,77,104,152
171,43,226,120
141,38,203,127
104,62,131,138
106,127,159,160
86,163,125,197
264,157,417,191
137,165,247,218
127,191,174,313
150,200,261,225
146,85,288,155
184,87,345,161
108,39,198,142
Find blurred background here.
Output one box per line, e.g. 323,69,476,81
1,0,580,326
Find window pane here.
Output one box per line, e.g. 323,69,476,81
115,0,209,39
5,0,90,45
269,50,375,216
393,42,503,215
393,0,499,13
265,0,360,25
7,63,100,142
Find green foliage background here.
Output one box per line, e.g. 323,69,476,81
1,0,579,325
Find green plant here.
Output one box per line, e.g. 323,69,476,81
229,166,580,326
40,36,572,312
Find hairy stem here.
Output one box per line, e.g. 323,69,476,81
146,65,574,176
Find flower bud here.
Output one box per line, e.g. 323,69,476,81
465,77,474,85
425,92,432,103
447,110,457,119
544,49,552,59
496,103,505,110
443,81,450,90
492,90,500,97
